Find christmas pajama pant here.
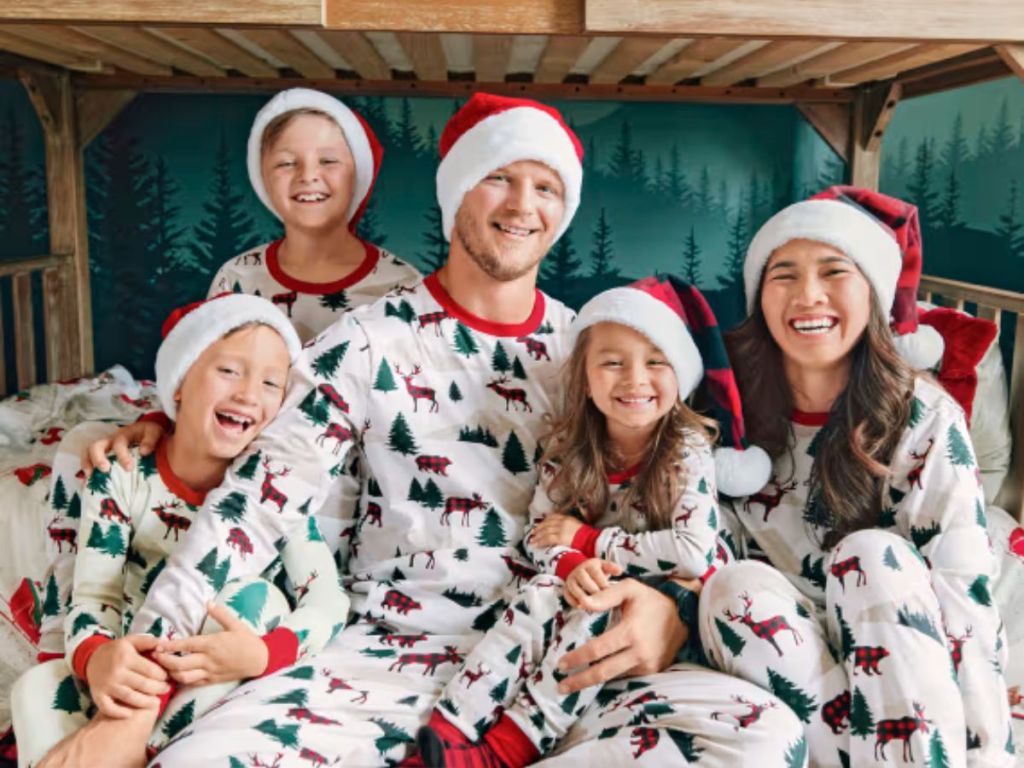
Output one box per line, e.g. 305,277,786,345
699,529,1008,768
147,580,807,768
10,577,289,767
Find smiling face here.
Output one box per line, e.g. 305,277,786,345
759,238,873,375
452,160,566,282
261,112,355,232
584,322,679,446
174,324,290,461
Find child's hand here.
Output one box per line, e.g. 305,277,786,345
154,603,269,685
85,635,169,718
84,420,165,475
529,513,584,548
564,558,623,610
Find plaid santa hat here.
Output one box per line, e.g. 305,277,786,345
571,276,772,497
744,185,944,370
155,293,302,420
436,92,583,243
247,88,383,230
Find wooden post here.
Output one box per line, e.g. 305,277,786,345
996,44,1024,81
849,80,901,190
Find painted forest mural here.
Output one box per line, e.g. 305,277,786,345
1,76,1021,381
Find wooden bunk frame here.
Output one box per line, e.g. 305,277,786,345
0,0,1022,518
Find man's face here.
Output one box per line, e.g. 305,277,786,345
452,160,566,282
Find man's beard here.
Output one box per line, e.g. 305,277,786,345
454,208,546,283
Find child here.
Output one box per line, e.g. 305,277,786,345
35,88,422,661
12,294,348,767
409,276,770,768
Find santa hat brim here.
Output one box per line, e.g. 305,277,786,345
247,88,375,225
436,106,581,243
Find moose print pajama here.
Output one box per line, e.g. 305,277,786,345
11,438,345,765
699,378,1014,767
129,276,805,766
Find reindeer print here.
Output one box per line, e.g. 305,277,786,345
743,480,798,522
460,663,489,687
486,376,532,412
441,493,487,526
324,671,369,704
316,423,356,454
874,701,931,761
906,438,934,490
711,695,777,731
153,501,191,541
395,364,438,413
260,458,292,513
723,593,803,657
272,290,298,318
379,632,427,648
830,555,867,591
47,520,77,553
388,645,464,676
417,310,450,335
946,627,972,675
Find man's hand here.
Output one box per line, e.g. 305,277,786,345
556,579,688,694
564,558,622,609
85,635,169,718
154,603,269,685
529,513,584,549
84,420,165,475
37,705,158,768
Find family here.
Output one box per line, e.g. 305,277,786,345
8,88,1012,767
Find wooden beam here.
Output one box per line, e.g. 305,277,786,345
235,29,335,80
18,67,91,379
473,34,513,83
795,102,851,162
10,273,35,389
157,28,279,78
997,44,1024,80
394,33,448,81
0,1,319,26
316,30,391,80
324,0,582,35
533,35,590,83
588,37,676,84
758,42,916,87
829,44,981,85
849,81,900,189
645,38,749,85
701,40,832,86
4,25,173,76
585,0,1024,43
0,254,68,279
0,27,104,71
78,26,226,77
77,89,137,147
899,48,1012,98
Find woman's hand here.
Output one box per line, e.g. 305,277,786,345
84,420,165,474
529,513,584,548
84,635,170,718
564,558,622,609
154,603,269,685
37,706,158,768
556,579,688,694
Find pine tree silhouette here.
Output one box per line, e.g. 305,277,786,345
392,99,424,158
313,342,349,378
502,431,529,474
936,169,962,230
477,509,507,547
540,227,582,300
227,581,268,625
946,423,974,467
0,106,48,258
608,119,645,186
990,97,1015,155
996,179,1024,259
162,700,196,740
941,112,971,170
423,479,444,510
374,357,398,392
448,381,463,401
51,476,69,511
590,208,617,277
681,227,702,287
42,573,60,617
214,491,247,523
714,617,746,657
356,195,387,246
906,138,938,226
237,451,262,480
452,322,480,357
665,142,690,206
849,687,874,737
53,675,83,714
696,167,712,216
724,209,748,288
418,201,448,272
491,341,511,373
388,413,419,455
767,668,817,723
255,718,300,748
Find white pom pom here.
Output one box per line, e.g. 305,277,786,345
714,445,773,498
893,324,945,371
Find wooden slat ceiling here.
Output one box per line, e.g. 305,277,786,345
0,25,1012,97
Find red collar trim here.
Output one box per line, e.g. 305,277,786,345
791,409,829,427
156,438,207,507
607,462,643,484
266,238,380,295
423,273,546,337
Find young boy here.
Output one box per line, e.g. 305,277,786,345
12,294,348,767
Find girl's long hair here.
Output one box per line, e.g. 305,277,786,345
725,288,915,547
542,327,718,532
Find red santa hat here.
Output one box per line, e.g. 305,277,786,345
571,276,772,497
155,294,302,420
743,186,944,370
247,88,383,230
436,92,583,243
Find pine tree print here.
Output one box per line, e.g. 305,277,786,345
51,476,69,511
909,396,925,427
71,611,97,636
42,573,60,617
385,300,416,324
313,342,349,378
52,675,82,714
968,575,992,606
298,389,330,427
800,554,827,590
237,451,262,480
422,479,444,510
162,700,196,740
214,491,247,523
138,452,157,479
371,717,414,756
254,718,299,748
477,509,507,547
442,587,483,608
452,322,480,357
489,679,508,703
268,688,309,706
910,521,941,550
502,431,529,474
307,515,324,542
196,548,231,592
897,605,943,643
320,290,349,311
506,645,522,664
227,581,269,626
374,358,398,392
946,423,973,468
928,731,951,768
975,499,987,527
491,342,511,373
560,691,581,715
284,665,315,680
388,413,419,455
67,492,81,519
784,736,808,768
714,617,746,657
668,729,704,762
449,381,462,401
835,605,855,659
472,599,508,632
140,558,166,596
511,356,528,381
408,478,425,502
883,545,902,570
849,686,874,737
767,668,817,723
87,468,110,495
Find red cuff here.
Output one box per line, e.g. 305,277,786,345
72,634,112,681
555,551,589,582
138,411,172,430
260,628,300,677
571,524,601,558
143,650,177,715
36,651,64,664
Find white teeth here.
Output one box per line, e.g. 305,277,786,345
618,397,653,404
792,318,837,334
497,224,532,236
217,411,252,429
295,193,327,202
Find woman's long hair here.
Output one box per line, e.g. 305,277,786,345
725,289,915,547
542,326,718,533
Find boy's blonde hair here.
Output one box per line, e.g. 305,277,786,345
260,108,336,155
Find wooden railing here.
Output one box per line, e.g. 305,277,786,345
0,252,74,397
920,274,1024,521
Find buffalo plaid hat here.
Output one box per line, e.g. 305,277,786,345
571,275,772,496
